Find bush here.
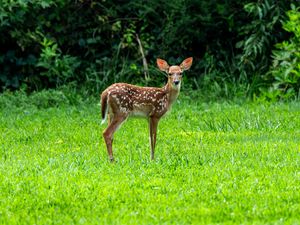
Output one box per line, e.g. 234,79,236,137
0,0,292,100
262,5,300,100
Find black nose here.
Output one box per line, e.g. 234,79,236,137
174,81,180,85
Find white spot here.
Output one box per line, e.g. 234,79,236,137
120,107,128,113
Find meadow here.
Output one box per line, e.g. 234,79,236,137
0,95,299,224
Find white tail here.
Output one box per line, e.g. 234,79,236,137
101,57,193,162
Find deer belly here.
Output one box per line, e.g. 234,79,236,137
130,104,153,117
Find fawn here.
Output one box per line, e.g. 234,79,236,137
101,57,193,161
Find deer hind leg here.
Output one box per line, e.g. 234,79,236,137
149,117,159,160
107,113,114,126
107,113,114,145
103,114,127,162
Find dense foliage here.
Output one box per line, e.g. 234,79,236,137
266,4,300,100
0,0,298,99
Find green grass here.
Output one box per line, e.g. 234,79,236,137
0,97,299,224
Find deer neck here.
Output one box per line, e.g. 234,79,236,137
163,81,181,106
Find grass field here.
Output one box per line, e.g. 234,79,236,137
0,97,299,224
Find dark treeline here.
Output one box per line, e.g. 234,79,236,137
0,0,299,100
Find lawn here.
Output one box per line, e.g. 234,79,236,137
0,98,299,224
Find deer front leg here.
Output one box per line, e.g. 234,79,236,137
149,117,159,160
103,114,126,162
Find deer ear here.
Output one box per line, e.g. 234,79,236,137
157,58,169,72
180,57,193,71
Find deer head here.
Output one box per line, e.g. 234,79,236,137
157,57,193,89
